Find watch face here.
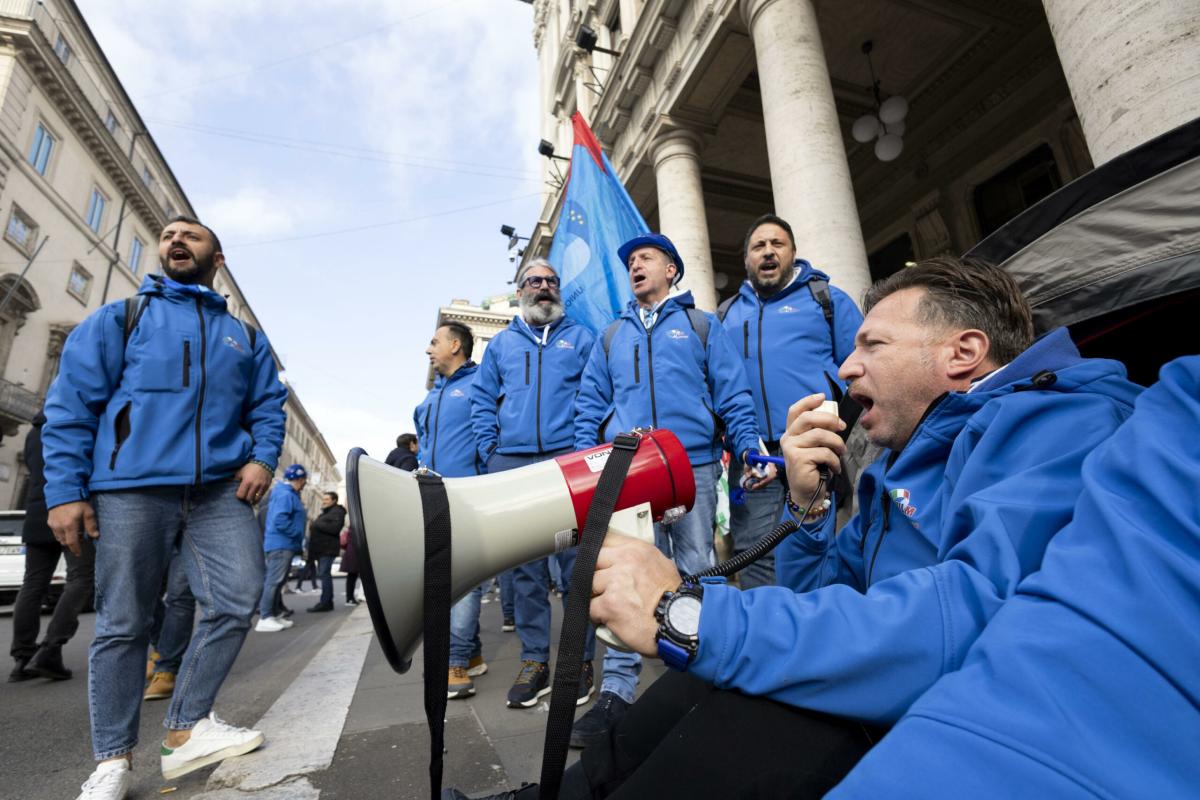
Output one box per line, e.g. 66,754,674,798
668,595,702,637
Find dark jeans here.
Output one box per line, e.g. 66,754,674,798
11,540,95,660
154,553,196,673
294,557,318,590
317,555,335,606
345,573,359,602
569,671,885,799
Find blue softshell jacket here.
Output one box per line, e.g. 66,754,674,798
719,262,863,441
831,355,1200,800
469,315,595,460
414,362,481,477
41,275,288,509
687,328,1142,723
262,481,305,553
574,291,761,465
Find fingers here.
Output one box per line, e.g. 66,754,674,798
63,529,82,558
785,393,827,430
82,504,100,539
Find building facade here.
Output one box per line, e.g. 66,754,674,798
0,0,339,508
524,0,1200,310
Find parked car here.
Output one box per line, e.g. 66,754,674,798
0,510,66,614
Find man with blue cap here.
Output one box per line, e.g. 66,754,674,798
255,463,308,633
572,231,765,748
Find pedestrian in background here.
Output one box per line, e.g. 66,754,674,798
9,412,94,683
341,526,360,606
385,433,419,471
143,554,195,701
255,464,308,632
305,491,345,613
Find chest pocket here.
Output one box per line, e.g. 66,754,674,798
135,337,192,392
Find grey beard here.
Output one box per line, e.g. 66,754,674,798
522,296,564,326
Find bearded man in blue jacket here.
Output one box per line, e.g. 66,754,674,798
470,257,599,710
831,354,1200,800
43,217,287,798
414,320,488,699
571,257,1141,799
718,214,863,588
571,232,766,749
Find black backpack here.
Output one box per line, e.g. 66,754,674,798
123,295,258,351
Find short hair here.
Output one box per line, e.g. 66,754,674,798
164,215,223,255
863,256,1035,365
515,256,557,287
441,321,474,360
324,491,338,503
742,213,796,256
397,433,417,449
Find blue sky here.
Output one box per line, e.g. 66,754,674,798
77,0,545,473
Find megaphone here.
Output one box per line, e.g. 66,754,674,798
347,430,696,673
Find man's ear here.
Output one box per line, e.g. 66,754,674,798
945,329,992,380
667,262,679,284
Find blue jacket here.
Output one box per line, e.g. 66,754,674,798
831,355,1200,799
414,362,481,477
470,315,594,459
41,275,288,509
688,328,1142,723
719,263,863,441
574,292,761,465
262,481,305,553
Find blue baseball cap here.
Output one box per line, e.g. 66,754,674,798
617,233,685,285
283,464,307,480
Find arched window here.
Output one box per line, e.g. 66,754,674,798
0,273,40,376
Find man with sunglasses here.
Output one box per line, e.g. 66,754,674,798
470,258,599,710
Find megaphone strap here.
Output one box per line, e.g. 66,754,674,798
416,473,453,800
539,432,643,800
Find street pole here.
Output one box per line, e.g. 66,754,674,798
101,130,143,305
0,234,49,317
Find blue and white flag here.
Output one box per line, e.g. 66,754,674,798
547,112,646,333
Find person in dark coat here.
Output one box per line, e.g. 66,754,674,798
385,433,418,471
305,491,346,612
341,526,360,605
9,413,95,681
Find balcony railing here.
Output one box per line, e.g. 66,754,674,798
0,378,40,424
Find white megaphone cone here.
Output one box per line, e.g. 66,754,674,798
346,429,696,673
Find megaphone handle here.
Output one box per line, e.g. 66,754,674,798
595,624,635,652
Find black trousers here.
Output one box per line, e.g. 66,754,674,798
10,540,95,660
345,572,359,602
571,671,885,799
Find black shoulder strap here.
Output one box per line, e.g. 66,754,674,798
684,306,709,345
716,294,736,322
123,295,150,349
808,279,835,340
602,319,622,359
538,433,642,800
417,473,453,800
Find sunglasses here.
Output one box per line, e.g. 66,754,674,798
523,275,560,289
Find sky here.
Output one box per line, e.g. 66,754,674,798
76,0,546,480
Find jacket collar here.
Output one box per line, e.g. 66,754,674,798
138,273,228,311
736,260,830,305
621,290,696,323
433,360,478,388
511,313,572,344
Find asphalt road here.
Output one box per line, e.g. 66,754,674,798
0,583,356,800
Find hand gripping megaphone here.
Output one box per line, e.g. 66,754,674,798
346,430,696,673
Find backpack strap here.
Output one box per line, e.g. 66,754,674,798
684,306,710,345
716,295,736,322
808,278,835,340
122,295,150,349
601,319,622,359
239,319,258,351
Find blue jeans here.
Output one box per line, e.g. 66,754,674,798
155,552,196,673
499,569,516,620
317,555,335,606
90,481,264,759
489,449,597,665
602,460,721,703
449,583,487,667
259,549,294,618
727,460,786,589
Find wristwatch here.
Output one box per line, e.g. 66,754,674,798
655,582,704,671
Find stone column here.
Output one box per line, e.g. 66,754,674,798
741,0,871,305
651,129,717,311
1042,0,1200,166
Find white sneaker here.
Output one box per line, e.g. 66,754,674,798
278,617,294,629
255,616,286,632
160,713,264,780
76,759,132,800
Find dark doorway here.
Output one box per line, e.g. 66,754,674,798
867,233,915,284
974,144,1062,239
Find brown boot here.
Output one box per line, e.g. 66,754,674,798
144,670,176,700
447,666,475,699
146,647,161,681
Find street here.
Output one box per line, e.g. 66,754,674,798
0,578,665,799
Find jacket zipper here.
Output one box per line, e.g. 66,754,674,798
524,351,530,385
535,344,544,452
182,341,191,387
633,344,640,383
108,401,132,469
743,320,750,358
646,328,659,427
192,298,208,485
757,303,773,440
431,384,445,470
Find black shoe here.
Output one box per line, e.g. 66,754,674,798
307,602,334,613
569,690,629,749
8,658,34,682
280,606,294,618
501,617,516,632
576,661,594,706
441,783,539,799
28,644,72,681
506,660,550,708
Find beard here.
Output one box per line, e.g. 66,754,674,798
521,290,564,326
747,260,795,298
160,247,216,285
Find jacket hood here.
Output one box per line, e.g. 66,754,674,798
621,290,697,322
138,274,228,310
735,260,830,305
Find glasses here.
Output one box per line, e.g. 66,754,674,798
522,275,560,289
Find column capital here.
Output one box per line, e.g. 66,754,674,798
740,0,792,32
650,127,704,169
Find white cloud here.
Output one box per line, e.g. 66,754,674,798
202,185,303,240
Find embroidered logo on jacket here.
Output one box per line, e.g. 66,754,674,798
888,487,917,518
450,388,466,398
223,336,245,352
555,339,575,350
778,305,799,314
666,329,689,340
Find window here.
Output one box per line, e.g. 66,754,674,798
141,167,152,187
53,34,71,65
973,144,1062,238
4,206,37,254
104,110,119,134
67,263,92,304
85,187,107,233
128,236,145,274
28,123,55,175
164,204,175,219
